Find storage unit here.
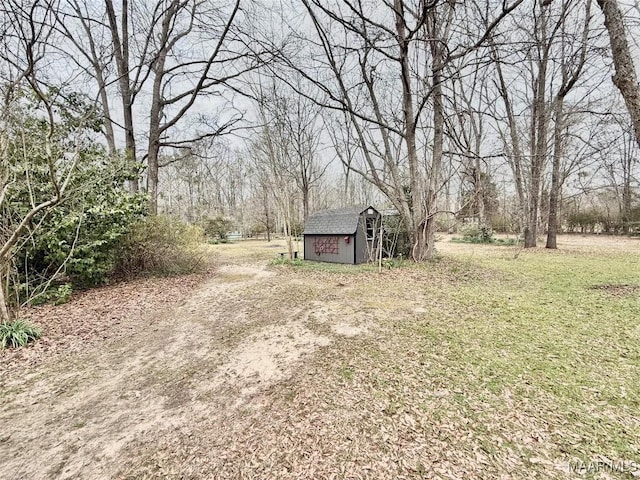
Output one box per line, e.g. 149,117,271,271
303,206,381,264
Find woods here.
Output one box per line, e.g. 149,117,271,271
1,0,639,319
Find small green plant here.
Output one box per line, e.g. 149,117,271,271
53,284,73,305
382,254,406,269
338,365,354,381
270,255,303,266
0,320,42,349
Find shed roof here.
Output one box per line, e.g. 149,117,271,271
303,205,378,235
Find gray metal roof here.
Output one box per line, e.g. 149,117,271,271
303,205,377,235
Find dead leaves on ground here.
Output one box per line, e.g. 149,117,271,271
0,273,210,375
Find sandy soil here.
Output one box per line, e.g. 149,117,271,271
0,252,376,480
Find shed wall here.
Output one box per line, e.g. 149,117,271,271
304,234,355,264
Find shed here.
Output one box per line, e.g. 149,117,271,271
303,206,381,264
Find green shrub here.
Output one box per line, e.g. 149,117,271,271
382,255,406,269
202,216,234,241
0,320,42,349
30,283,74,306
115,216,206,277
53,284,73,305
461,224,494,243
15,156,147,291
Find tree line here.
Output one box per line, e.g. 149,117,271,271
1,0,639,320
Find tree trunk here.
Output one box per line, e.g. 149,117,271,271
105,0,139,192
525,1,550,248
546,98,565,249
622,154,632,233
395,0,427,261
0,260,11,322
426,42,445,260
147,44,168,215
598,0,640,148
264,188,271,242
302,185,309,222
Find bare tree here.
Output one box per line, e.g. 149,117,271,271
489,0,602,247
54,1,118,156
272,0,522,261
252,78,328,221
448,60,495,224
597,0,640,147
249,85,303,259
546,0,593,248
57,0,263,212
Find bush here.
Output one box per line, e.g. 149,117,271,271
461,223,494,243
31,283,73,306
53,284,73,305
0,320,42,349
203,216,234,241
382,255,406,269
15,155,147,292
115,216,206,277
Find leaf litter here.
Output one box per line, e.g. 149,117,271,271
1,238,639,480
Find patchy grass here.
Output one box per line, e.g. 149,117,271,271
450,235,519,246
193,235,640,478
281,259,380,274
330,238,640,477
2,234,639,479
121,235,638,479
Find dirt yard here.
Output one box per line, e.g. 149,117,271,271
1,235,639,479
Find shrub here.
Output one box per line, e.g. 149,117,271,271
115,216,206,277
30,283,74,306
53,284,73,305
382,255,406,269
461,223,494,243
0,319,42,349
15,156,147,292
203,216,234,241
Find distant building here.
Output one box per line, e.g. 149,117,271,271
303,206,381,264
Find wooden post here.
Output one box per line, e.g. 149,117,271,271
378,222,384,273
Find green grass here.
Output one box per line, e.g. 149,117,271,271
306,242,640,476
401,248,640,467
0,319,42,349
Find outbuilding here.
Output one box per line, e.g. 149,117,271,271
303,206,381,264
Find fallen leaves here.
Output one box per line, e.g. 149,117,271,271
2,237,639,480
0,272,210,375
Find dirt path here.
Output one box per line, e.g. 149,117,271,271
0,261,374,480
